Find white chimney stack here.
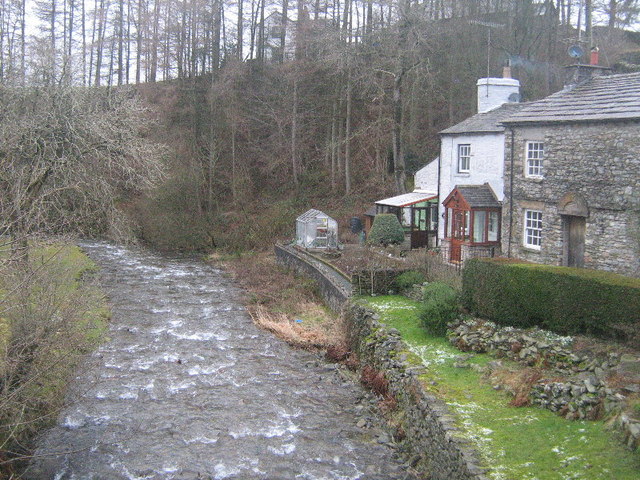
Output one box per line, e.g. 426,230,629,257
476,75,520,113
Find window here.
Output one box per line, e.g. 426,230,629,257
473,211,486,243
488,211,499,242
524,209,543,249
526,142,544,177
458,144,471,173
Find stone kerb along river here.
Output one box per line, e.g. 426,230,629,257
28,242,413,479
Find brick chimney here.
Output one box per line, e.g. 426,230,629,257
476,68,520,113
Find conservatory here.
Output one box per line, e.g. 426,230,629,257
442,184,501,262
296,209,338,249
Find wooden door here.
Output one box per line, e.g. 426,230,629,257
411,207,429,249
565,216,586,268
450,209,467,262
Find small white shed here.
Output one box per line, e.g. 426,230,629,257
296,209,338,249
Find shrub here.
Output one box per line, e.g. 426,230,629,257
366,214,405,246
395,270,426,292
462,258,640,342
420,282,459,336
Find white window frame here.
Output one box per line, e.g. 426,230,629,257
524,209,543,250
525,141,544,178
457,144,471,173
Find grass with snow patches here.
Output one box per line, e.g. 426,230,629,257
361,295,640,480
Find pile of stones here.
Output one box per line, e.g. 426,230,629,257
448,317,640,450
448,317,618,374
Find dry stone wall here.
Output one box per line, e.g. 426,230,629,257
346,303,490,480
448,317,640,449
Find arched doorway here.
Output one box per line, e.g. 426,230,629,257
558,193,589,268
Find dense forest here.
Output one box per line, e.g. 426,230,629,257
2,0,640,251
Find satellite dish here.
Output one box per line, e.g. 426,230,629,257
508,92,521,103
568,45,584,59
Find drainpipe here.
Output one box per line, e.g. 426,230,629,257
436,152,441,247
507,127,515,258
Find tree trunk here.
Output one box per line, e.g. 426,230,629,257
94,0,106,86
136,0,143,83
585,0,592,46
82,0,86,84
330,95,338,190
392,70,406,194
344,66,352,194
291,75,299,187
609,0,617,31
258,0,265,61
281,0,289,62
212,0,222,71
149,0,160,81
237,0,243,59
117,0,123,84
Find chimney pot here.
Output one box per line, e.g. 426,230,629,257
590,46,599,66
503,66,512,78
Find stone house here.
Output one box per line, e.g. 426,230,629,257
415,68,524,261
501,70,640,278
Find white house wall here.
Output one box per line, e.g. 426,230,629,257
414,158,439,193
437,132,505,240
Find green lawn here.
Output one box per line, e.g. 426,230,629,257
362,295,640,480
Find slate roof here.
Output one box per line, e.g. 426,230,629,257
455,184,501,208
502,72,640,125
440,103,526,135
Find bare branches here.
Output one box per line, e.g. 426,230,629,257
0,85,167,249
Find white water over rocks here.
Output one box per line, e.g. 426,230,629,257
28,242,411,480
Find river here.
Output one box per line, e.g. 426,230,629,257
27,242,414,479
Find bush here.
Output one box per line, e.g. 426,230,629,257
395,270,426,292
462,258,640,342
0,244,108,474
367,214,405,246
419,282,459,336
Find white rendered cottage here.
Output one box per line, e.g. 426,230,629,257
415,68,524,261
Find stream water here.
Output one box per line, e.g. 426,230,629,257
27,242,412,479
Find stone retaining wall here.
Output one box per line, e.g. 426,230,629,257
274,244,350,312
345,303,489,480
351,269,410,296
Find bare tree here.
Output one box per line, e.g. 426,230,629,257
0,86,166,259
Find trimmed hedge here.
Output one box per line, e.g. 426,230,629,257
367,214,405,246
461,258,640,342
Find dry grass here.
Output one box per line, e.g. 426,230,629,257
489,367,545,407
217,251,347,351
248,305,333,349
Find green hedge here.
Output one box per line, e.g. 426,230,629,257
367,214,405,246
461,258,640,341
420,282,459,336
395,270,426,292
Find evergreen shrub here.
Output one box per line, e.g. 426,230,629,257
367,214,405,246
461,258,640,341
419,282,459,336
395,271,426,292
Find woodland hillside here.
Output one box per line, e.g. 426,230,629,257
3,0,640,250
129,23,640,251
